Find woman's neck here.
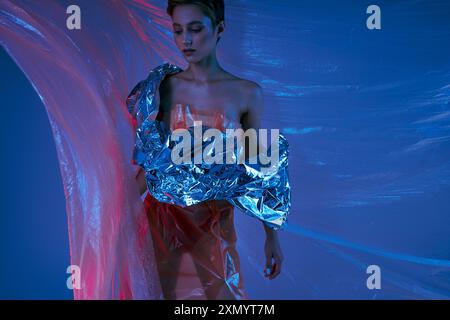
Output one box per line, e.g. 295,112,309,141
185,51,224,82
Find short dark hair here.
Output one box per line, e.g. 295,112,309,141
167,0,225,27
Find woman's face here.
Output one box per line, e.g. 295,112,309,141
171,4,221,63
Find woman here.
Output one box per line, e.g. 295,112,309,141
132,0,283,300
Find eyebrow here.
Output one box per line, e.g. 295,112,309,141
172,21,204,27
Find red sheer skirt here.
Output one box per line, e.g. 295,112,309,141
144,192,248,300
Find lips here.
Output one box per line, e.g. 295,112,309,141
183,49,196,56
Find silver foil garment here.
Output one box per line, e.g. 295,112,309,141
126,63,291,229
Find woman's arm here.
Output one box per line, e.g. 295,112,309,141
135,167,147,196
241,82,283,280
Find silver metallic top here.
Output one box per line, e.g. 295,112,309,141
127,63,291,229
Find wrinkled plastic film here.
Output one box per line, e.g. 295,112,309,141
0,0,184,299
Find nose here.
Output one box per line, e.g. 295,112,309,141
183,35,193,47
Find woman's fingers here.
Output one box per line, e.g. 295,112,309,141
269,262,281,279
266,256,282,280
264,256,272,276
263,238,283,279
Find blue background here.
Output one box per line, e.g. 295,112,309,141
0,46,71,299
1,0,450,299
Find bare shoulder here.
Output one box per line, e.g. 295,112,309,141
223,71,261,89
222,71,263,104
236,80,263,115
241,78,263,98
245,80,263,106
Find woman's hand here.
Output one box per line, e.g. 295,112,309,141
263,225,283,280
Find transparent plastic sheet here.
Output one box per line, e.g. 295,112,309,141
0,0,186,299
2,0,450,299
